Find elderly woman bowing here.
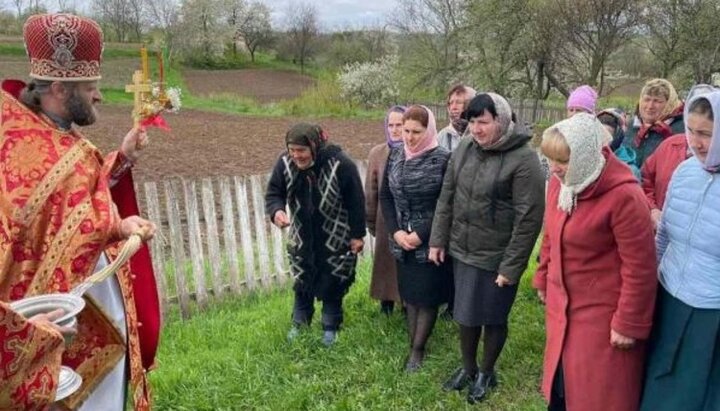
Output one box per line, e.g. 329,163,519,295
534,113,658,411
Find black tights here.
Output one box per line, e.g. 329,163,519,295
406,304,439,362
459,324,508,375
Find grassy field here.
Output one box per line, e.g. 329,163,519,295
149,256,547,411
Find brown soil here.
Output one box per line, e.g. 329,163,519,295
84,105,382,183
183,69,316,103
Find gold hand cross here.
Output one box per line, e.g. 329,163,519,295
125,70,152,128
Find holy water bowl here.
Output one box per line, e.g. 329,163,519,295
10,293,85,327
56,366,83,402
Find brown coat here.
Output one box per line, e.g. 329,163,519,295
365,143,400,302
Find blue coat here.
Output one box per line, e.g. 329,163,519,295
657,157,720,309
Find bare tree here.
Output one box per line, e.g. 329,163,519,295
145,0,179,29
127,0,144,41
235,1,273,62
642,0,687,78
92,0,129,41
462,0,532,96
543,0,645,95
223,0,245,56
680,0,720,83
390,0,466,91
285,1,319,74
56,0,75,12
11,0,23,17
26,0,43,14
144,0,180,57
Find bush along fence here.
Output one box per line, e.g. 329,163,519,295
137,162,375,320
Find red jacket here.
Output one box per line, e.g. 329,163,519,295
533,149,658,411
640,134,689,210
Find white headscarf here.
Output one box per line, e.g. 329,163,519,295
548,113,607,213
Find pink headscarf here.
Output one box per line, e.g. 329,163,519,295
404,105,439,160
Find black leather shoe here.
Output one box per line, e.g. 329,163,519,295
443,367,475,391
467,372,497,404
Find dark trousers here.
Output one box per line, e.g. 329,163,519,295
548,361,566,411
292,290,344,331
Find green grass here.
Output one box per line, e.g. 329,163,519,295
0,43,26,57
149,256,547,410
0,42,141,59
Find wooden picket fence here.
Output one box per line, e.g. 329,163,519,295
425,98,566,126
138,162,374,320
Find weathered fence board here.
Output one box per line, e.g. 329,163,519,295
164,181,191,319
201,178,224,299
144,182,167,318
183,180,208,308
251,175,272,287
220,177,242,294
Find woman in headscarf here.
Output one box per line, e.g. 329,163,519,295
533,113,658,411
566,85,598,117
596,108,627,151
639,90,720,411
265,123,366,347
430,93,545,403
640,84,715,228
619,78,685,169
379,105,451,371
366,106,406,315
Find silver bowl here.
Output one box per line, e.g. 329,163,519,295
55,366,83,402
9,294,85,326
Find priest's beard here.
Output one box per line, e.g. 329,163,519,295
67,91,98,126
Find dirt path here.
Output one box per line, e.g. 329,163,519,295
84,105,383,183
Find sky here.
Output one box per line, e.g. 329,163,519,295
7,0,399,31
240,0,398,30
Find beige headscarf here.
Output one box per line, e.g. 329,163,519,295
639,78,681,122
545,113,607,214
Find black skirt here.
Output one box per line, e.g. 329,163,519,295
396,258,451,307
452,259,519,326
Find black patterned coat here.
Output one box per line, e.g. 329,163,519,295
265,145,366,300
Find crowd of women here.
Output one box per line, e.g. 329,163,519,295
265,78,720,410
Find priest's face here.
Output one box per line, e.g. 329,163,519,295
64,81,102,126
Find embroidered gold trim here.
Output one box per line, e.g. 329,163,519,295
61,298,125,410
27,198,92,295
13,139,91,227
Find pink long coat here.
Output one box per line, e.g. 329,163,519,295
533,151,658,411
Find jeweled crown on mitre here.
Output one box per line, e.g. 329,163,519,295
23,13,104,81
